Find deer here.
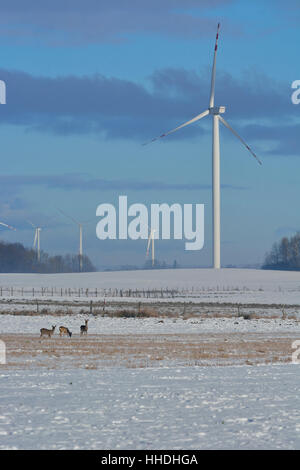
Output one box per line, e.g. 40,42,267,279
40,325,56,338
80,319,89,336
59,326,72,338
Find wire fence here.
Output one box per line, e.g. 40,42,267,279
0,286,193,299
0,285,254,300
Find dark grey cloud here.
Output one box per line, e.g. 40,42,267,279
0,0,236,45
0,67,296,147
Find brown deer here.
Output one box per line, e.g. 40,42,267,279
59,326,72,338
40,325,56,338
80,319,89,335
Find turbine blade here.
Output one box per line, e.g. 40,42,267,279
57,207,80,226
209,23,221,109
143,109,209,145
151,229,156,239
218,116,262,165
0,221,16,231
82,218,96,226
146,232,152,257
27,220,36,228
152,236,155,266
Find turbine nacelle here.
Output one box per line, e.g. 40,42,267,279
209,106,226,115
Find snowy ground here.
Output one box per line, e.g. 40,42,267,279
1,269,299,450
0,268,300,304
0,365,299,450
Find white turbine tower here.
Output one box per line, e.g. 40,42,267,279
144,23,261,269
146,228,156,267
33,228,42,262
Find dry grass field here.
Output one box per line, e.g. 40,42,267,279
1,331,295,370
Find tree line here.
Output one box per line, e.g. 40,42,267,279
0,241,96,273
263,233,300,270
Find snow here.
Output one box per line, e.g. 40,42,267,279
0,364,299,450
0,268,300,304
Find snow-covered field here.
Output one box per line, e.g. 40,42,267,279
0,268,300,304
0,365,299,450
1,268,299,450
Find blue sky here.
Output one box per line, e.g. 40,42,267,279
0,0,299,269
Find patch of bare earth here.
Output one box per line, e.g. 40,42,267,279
0,332,296,369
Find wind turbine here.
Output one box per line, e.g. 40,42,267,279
28,221,42,262
57,208,91,272
144,23,261,269
146,228,156,267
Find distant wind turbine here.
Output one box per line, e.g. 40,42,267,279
28,221,42,262
143,23,261,269
57,208,93,272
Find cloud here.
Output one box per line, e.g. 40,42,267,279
0,1,236,45
0,173,248,192
0,172,248,230
0,67,296,147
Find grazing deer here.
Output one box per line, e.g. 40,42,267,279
80,319,89,335
59,326,72,338
40,325,56,338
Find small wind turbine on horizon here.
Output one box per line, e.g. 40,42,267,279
143,23,261,269
27,221,42,262
57,208,92,272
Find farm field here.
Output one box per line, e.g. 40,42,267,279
0,269,300,450
0,330,297,369
0,268,300,305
